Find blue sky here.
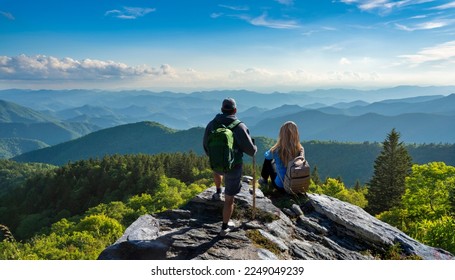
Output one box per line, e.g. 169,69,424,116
1,0,455,91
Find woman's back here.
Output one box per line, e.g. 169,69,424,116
263,121,304,189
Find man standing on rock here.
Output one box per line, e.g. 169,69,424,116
203,97,257,236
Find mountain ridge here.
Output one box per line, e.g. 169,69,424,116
251,109,455,143
0,99,100,148
0,138,49,159
2,88,455,136
0,99,60,123
12,121,202,165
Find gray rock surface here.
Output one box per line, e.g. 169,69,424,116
98,183,454,260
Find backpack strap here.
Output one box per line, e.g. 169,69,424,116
226,119,241,130
213,119,241,129
299,147,305,159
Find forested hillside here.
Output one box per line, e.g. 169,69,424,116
12,122,204,165
1,153,454,259
0,160,56,196
0,138,49,159
306,141,455,186
0,153,210,241
12,121,455,186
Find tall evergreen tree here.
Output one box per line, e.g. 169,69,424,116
353,180,362,191
311,165,322,186
366,128,412,215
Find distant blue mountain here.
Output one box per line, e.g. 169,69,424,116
1,86,454,145
251,109,455,143
0,99,100,157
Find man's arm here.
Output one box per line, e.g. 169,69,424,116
202,122,212,156
235,123,257,157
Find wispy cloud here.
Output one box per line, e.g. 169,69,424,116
339,0,436,14
302,26,337,36
398,40,455,66
326,71,380,82
229,68,273,81
239,13,300,29
409,15,428,19
210,13,223,19
431,1,455,10
0,11,15,20
227,67,380,87
0,55,173,80
323,44,344,52
218,4,249,11
275,0,294,5
395,19,452,31
105,7,156,20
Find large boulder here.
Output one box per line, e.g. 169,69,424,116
98,183,454,260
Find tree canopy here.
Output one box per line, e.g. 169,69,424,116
378,162,455,254
366,129,412,215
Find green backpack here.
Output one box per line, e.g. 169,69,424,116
207,119,241,173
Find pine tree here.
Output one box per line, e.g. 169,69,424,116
366,128,412,215
311,164,322,186
353,180,362,191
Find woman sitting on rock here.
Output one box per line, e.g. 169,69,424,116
258,121,304,192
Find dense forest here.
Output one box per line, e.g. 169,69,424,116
1,149,454,259
0,153,210,238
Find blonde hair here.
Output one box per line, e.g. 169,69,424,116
270,121,303,166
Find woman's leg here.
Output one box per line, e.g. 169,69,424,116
261,158,275,180
261,159,283,192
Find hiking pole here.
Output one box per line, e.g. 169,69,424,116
252,139,256,219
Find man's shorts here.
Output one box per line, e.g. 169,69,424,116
215,164,242,196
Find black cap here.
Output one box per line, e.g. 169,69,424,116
222,98,236,111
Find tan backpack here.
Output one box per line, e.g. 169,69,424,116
277,149,310,194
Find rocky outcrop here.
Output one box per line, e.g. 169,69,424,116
98,183,454,260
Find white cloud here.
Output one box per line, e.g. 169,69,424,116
327,71,380,82
303,26,337,36
210,13,223,19
0,55,174,80
0,11,15,20
323,44,344,52
398,40,455,66
275,0,294,5
225,67,382,89
339,0,436,13
339,57,352,65
105,7,156,19
431,1,455,10
409,15,427,19
229,68,273,81
395,20,451,31
359,0,389,11
240,13,300,29
218,4,249,11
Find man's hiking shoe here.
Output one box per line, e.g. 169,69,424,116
212,192,222,201
219,222,235,237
